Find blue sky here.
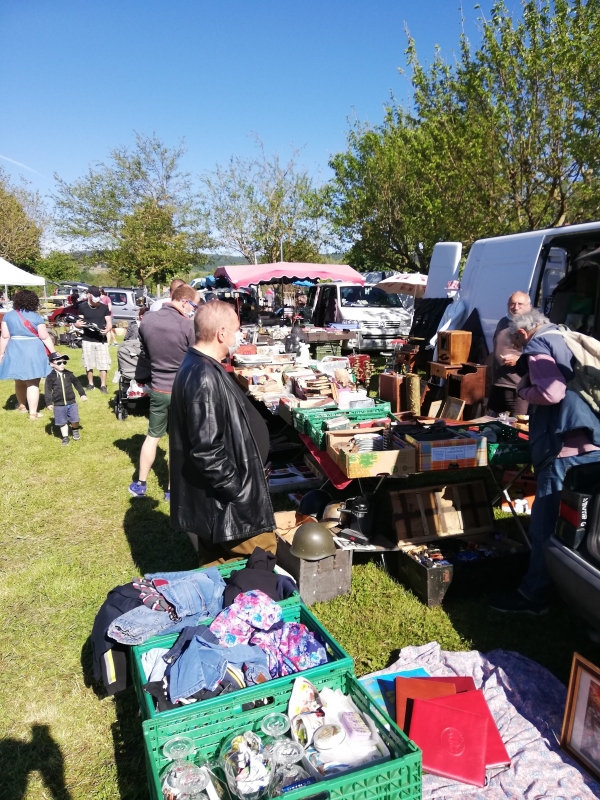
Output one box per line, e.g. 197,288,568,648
1,0,494,196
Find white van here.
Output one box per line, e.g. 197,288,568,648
306,282,413,350
427,221,600,632
427,220,600,348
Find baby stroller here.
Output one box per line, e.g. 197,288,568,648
115,339,151,420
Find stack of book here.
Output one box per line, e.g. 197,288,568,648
395,676,511,788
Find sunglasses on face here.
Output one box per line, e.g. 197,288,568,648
54,360,67,365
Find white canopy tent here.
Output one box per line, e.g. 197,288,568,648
0,257,46,302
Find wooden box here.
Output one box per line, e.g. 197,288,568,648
274,511,352,605
437,330,472,364
387,479,494,545
446,363,487,408
393,533,528,607
378,372,404,413
403,430,487,471
326,428,416,478
428,361,463,381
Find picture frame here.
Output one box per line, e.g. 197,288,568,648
561,652,600,780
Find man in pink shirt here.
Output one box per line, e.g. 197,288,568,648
489,309,600,614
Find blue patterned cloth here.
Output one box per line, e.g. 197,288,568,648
0,310,51,380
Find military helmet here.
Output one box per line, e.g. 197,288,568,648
298,489,333,521
290,521,337,561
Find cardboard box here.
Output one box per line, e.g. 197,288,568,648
404,431,487,471
325,428,416,478
235,369,284,392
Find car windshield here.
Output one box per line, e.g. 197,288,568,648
340,286,407,308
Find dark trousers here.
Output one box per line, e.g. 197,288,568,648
487,385,529,416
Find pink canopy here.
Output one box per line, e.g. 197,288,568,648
213,262,365,289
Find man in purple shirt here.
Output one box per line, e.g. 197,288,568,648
489,309,600,614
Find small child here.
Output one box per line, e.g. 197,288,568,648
45,352,88,445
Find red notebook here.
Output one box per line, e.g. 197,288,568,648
428,690,511,768
409,698,489,787
410,676,476,694
395,677,456,732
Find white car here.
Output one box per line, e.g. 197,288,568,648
306,282,413,351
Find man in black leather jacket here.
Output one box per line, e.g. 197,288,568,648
170,300,276,564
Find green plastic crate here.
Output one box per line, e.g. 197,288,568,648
463,421,530,466
140,560,300,652
143,669,421,800
293,399,391,433
131,603,354,722
306,409,394,450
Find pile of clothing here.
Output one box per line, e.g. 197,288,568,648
142,590,329,712
91,549,297,695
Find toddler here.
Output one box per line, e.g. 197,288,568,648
45,352,88,445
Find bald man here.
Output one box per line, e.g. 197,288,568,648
150,277,186,312
487,291,532,416
169,300,276,564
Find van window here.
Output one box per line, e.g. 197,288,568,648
340,286,405,308
107,292,127,306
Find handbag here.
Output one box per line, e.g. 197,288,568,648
15,310,52,355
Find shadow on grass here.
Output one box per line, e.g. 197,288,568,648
112,691,147,800
122,496,197,576
0,724,73,800
114,435,169,491
443,590,600,684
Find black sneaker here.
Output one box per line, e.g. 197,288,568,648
488,590,549,616
100,386,108,394
72,429,81,441
86,384,95,391
61,436,70,446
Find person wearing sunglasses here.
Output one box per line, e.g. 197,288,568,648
129,284,203,500
44,352,88,445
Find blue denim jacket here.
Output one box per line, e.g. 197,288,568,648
108,568,225,645
165,626,271,702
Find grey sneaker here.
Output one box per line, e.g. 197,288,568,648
61,436,70,446
72,429,81,441
100,386,108,394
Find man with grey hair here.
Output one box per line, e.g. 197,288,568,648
489,308,600,614
169,300,275,564
487,290,532,416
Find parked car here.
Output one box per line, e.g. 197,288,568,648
306,282,413,350
203,287,259,323
99,287,150,322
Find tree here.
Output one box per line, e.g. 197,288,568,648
0,168,43,270
54,133,210,286
108,200,202,284
328,0,600,271
35,251,81,284
201,142,331,265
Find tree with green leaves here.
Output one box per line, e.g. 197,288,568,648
0,168,44,270
328,0,600,271
54,133,210,286
201,141,330,265
35,251,80,284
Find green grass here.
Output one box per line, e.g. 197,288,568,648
1,346,599,799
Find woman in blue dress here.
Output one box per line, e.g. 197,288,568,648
0,289,55,418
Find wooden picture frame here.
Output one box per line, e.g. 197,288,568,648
439,396,465,420
428,400,443,418
561,652,600,780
